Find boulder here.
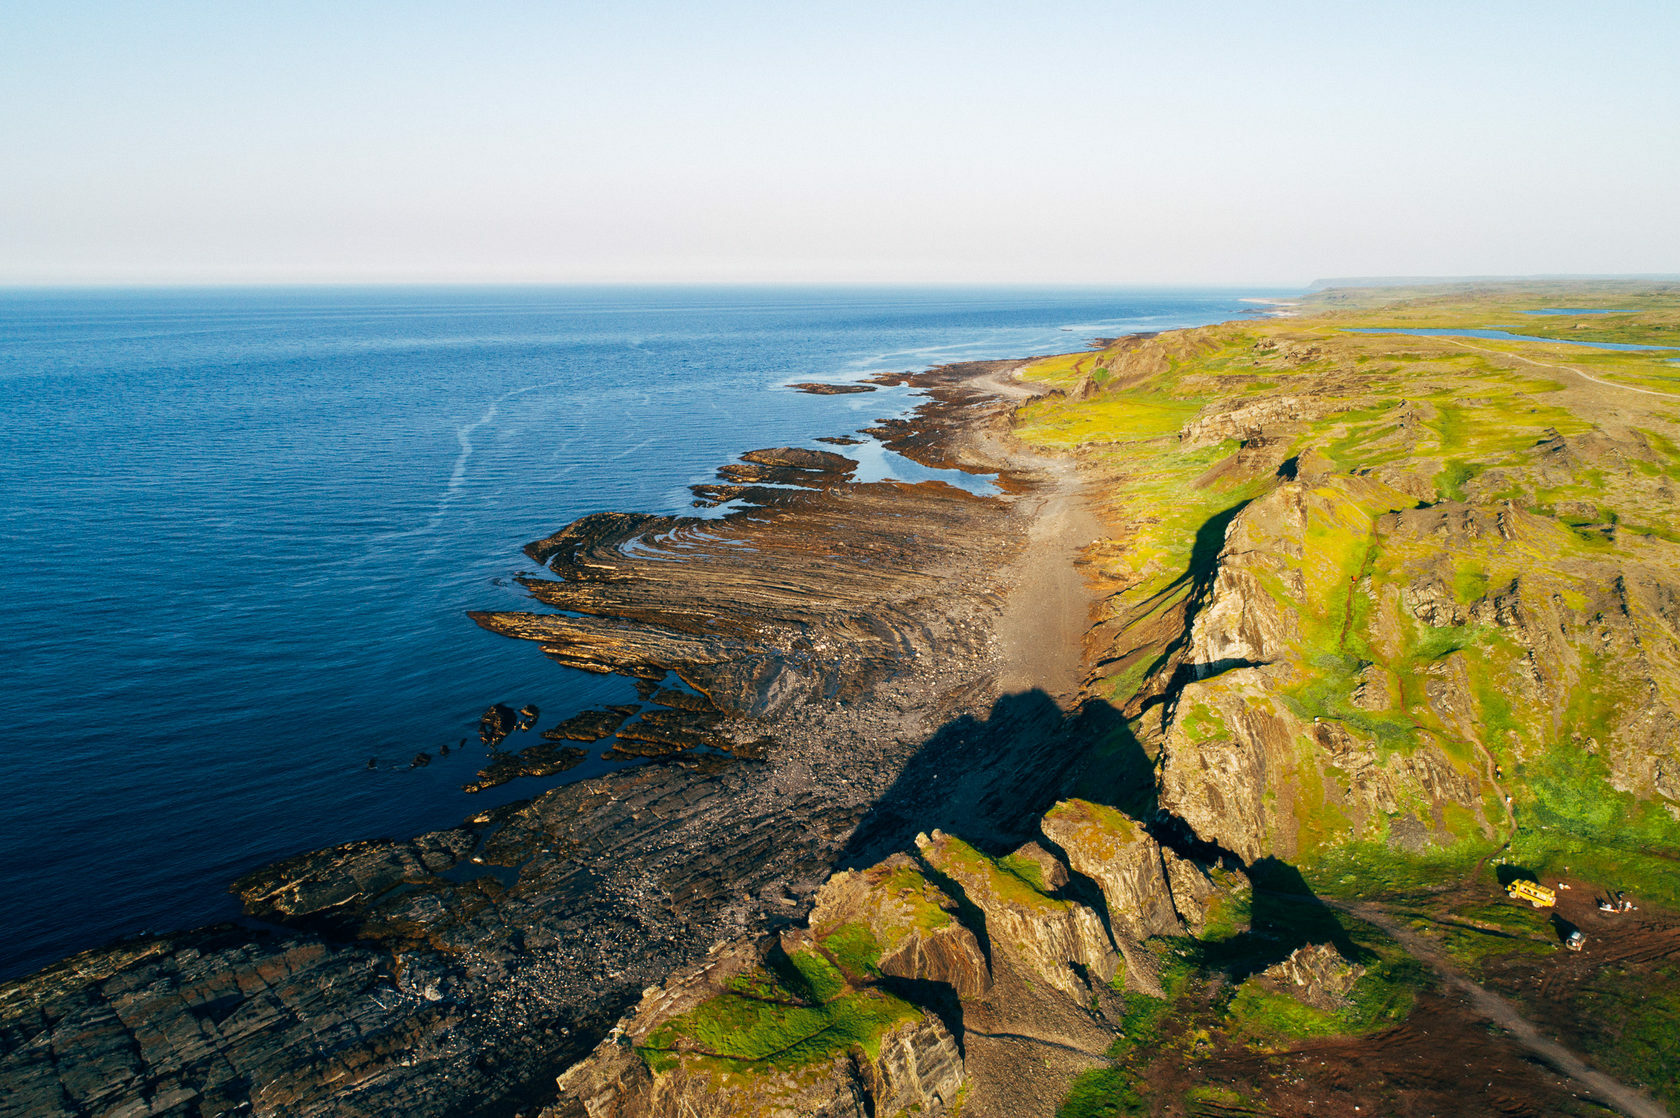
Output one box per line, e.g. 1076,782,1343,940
1257,943,1366,1012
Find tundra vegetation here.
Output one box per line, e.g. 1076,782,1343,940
549,283,1680,1117
1017,281,1680,1115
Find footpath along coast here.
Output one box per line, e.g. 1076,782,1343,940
0,357,1111,1118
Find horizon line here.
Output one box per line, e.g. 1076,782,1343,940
3,273,1674,293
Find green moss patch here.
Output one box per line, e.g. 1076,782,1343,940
638,946,922,1075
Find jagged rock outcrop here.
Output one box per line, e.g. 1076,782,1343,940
1040,799,1244,995
547,1011,960,1118
860,1015,966,1115
1155,431,1680,867
915,830,1117,1000
546,919,965,1118
1158,475,1499,863
1257,943,1366,1012
809,854,990,998
1158,677,1297,865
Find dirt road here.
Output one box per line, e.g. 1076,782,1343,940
1443,336,1680,401
1337,899,1673,1118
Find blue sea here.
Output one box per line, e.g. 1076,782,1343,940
0,286,1279,978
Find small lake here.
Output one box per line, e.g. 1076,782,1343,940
1346,327,1675,352
1522,308,1635,316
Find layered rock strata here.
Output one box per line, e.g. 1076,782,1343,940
0,361,1071,1118
546,807,1241,1118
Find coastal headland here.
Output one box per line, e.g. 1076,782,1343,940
6,282,1680,1118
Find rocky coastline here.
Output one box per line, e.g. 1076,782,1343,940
17,284,1670,1117
0,358,1114,1118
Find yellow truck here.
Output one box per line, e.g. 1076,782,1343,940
1507,880,1556,908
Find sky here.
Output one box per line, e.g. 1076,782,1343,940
2,1,1677,286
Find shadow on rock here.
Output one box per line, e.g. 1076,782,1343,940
838,690,1129,870
1200,857,1363,982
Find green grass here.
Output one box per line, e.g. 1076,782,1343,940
997,850,1053,893
820,921,884,979
1281,654,1418,757
1301,837,1497,899
925,832,1063,913
1062,890,1425,1114
1015,392,1204,448
1024,285,1680,1111
1058,1068,1148,1118
1222,948,1422,1046
638,947,922,1075
1569,961,1680,1111
1435,458,1480,501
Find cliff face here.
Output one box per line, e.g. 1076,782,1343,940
1156,463,1680,867
1157,473,1497,863
810,853,991,999
915,830,1117,1000
1012,299,1680,894
1039,798,1242,995
546,934,963,1118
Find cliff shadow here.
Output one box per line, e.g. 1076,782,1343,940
838,690,1137,870
1198,857,1364,982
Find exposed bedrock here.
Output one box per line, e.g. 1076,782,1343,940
915,830,1117,1002
810,853,991,998
545,858,977,1118
1155,467,1680,865
544,803,1247,1118
0,362,1068,1118
475,469,1006,720
1040,798,1246,995
787,381,878,395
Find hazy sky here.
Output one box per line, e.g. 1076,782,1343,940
3,1,1677,285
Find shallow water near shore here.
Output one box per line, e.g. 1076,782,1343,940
0,285,1279,978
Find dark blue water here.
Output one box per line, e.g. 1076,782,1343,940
0,285,1277,978
1347,327,1675,351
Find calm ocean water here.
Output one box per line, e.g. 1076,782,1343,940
0,286,1280,978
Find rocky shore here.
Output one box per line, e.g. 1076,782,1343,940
13,285,1671,1118
0,359,1116,1118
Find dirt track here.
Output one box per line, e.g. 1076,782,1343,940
1338,900,1672,1118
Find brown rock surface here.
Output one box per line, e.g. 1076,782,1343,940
916,830,1117,1001
541,707,635,742
1256,942,1366,1012
787,381,878,395
809,853,990,998
1039,798,1242,994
